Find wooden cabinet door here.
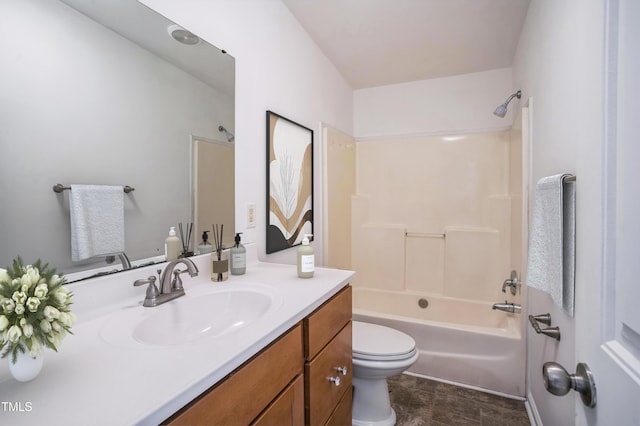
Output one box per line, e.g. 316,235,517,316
305,322,352,425
166,324,303,425
253,375,304,426
325,387,352,426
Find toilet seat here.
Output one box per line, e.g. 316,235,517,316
352,321,417,361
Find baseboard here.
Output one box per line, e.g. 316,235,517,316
525,391,543,426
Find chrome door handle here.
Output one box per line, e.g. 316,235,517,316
543,362,596,407
336,366,348,376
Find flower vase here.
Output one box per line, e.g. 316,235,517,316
8,349,44,382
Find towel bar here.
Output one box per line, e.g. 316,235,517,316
53,184,134,193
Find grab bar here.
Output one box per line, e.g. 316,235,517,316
405,231,445,239
529,314,561,341
53,183,135,193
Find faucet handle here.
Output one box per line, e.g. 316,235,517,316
502,270,520,295
134,276,159,302
172,269,186,291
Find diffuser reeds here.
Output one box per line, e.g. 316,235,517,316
178,222,193,257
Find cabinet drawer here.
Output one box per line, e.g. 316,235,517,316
166,324,303,425
305,322,352,426
304,286,351,359
252,374,304,426
325,386,352,426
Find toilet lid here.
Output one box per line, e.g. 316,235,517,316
352,321,416,361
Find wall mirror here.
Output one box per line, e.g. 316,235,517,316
0,0,235,282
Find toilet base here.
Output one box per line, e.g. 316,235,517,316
352,376,397,426
352,410,396,426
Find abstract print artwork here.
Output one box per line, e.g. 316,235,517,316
266,111,313,254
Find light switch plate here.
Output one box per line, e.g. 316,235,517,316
247,203,256,228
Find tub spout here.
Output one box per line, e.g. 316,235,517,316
492,301,521,313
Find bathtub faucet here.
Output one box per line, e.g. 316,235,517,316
502,270,520,296
492,301,521,313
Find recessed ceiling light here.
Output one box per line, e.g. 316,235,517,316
167,24,200,46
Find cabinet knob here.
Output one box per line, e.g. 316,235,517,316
336,366,348,376
328,376,341,386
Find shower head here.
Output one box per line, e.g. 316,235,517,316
493,90,522,118
218,125,235,142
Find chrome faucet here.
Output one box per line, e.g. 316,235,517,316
502,270,520,295
106,252,132,270
492,301,522,313
133,258,199,307
160,258,199,294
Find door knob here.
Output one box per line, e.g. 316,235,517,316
542,362,596,407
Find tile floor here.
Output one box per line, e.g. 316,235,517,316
388,374,531,426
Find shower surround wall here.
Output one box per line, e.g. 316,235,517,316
352,131,521,304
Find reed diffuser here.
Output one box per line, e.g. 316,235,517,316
210,224,228,282
178,222,193,257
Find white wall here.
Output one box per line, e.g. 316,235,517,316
512,0,605,424
353,68,513,139
141,0,354,266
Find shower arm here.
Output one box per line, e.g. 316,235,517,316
502,90,522,106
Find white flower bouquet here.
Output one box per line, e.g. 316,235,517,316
0,257,75,363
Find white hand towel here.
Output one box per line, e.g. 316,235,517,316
69,184,125,262
526,174,576,316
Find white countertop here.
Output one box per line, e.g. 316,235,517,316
0,251,354,425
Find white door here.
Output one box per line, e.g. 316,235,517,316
575,0,640,423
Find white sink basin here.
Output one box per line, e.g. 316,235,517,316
100,285,281,348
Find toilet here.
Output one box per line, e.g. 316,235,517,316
352,321,419,426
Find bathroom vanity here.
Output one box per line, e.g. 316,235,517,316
166,286,352,425
0,250,354,425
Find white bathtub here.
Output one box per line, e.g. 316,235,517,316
352,287,526,397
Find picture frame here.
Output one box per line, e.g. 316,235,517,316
266,110,314,254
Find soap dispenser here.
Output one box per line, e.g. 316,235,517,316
297,234,314,278
197,231,213,254
230,232,246,275
165,227,180,261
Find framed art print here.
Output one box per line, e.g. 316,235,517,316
266,111,313,254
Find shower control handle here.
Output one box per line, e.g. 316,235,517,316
502,270,520,295
337,366,348,376
328,376,341,386
542,362,596,408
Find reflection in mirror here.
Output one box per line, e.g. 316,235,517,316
0,0,235,282
191,136,235,250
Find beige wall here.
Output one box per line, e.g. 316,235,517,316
193,138,235,248
324,127,356,270
351,131,522,304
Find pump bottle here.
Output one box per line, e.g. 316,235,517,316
165,227,180,261
297,234,314,278
197,231,213,254
230,233,246,275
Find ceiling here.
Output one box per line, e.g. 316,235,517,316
282,0,530,89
